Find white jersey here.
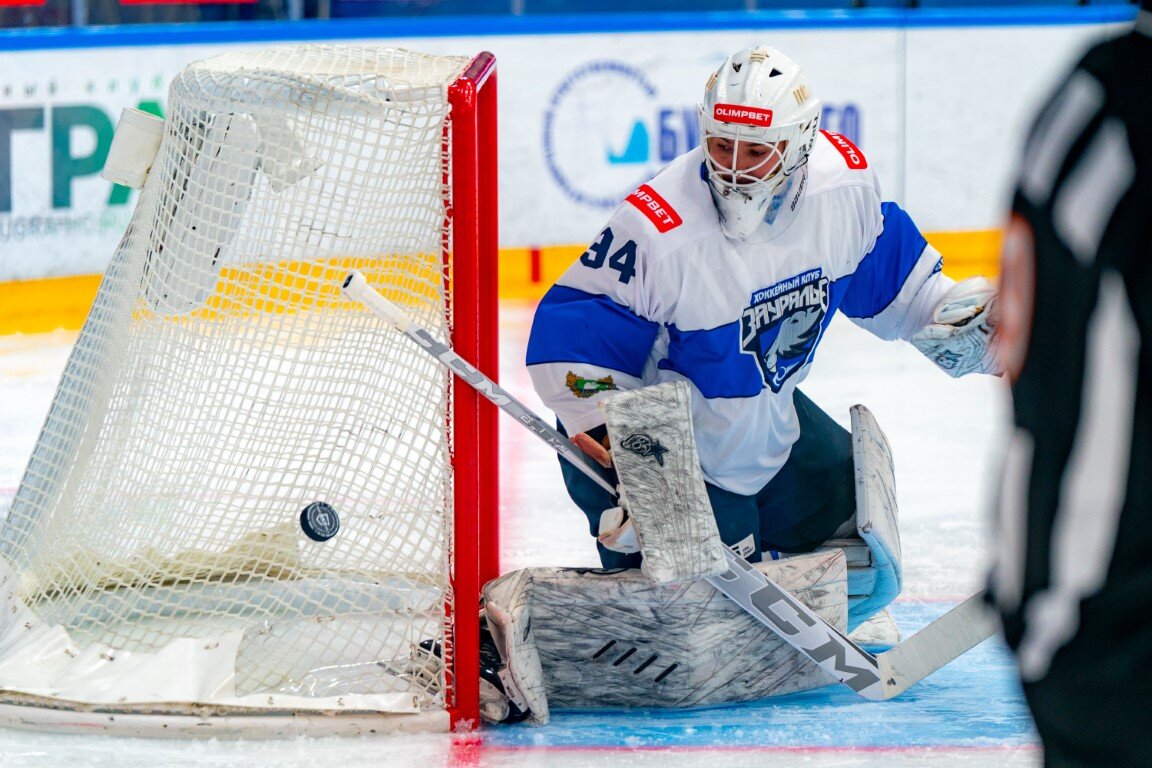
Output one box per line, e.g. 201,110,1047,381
527,131,951,495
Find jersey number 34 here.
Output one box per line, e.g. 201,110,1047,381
581,228,638,284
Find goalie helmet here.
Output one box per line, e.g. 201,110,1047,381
700,46,822,239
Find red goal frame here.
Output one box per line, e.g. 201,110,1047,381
446,51,500,729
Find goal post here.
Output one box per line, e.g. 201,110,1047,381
446,51,500,729
0,46,499,735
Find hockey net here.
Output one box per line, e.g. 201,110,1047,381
0,46,499,735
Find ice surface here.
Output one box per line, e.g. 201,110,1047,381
0,307,1040,767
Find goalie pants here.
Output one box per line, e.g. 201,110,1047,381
558,389,856,569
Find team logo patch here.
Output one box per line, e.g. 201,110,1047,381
620,433,669,467
821,129,868,169
626,184,682,233
714,103,773,127
566,371,618,399
741,269,830,392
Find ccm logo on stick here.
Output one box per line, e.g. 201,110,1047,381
821,130,868,169
627,184,683,233
714,103,773,127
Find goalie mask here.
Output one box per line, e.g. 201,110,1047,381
700,46,822,240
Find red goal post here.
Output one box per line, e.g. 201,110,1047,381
446,50,500,729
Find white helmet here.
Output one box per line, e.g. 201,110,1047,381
700,46,822,239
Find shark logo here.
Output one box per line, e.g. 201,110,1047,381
741,270,829,392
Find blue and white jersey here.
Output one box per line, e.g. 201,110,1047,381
527,130,952,495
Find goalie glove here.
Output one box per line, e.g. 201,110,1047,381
910,276,1002,377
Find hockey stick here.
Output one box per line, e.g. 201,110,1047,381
342,270,997,701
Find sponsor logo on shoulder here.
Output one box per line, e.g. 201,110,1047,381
714,103,773,127
620,433,669,467
821,129,868,170
566,371,618,399
626,184,683,233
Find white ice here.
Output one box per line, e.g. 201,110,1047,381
0,305,1038,767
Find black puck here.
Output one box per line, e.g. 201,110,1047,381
300,501,340,542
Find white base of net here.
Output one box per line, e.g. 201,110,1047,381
0,556,450,726
0,699,448,738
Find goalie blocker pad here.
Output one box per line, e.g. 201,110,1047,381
483,549,847,725
600,381,727,584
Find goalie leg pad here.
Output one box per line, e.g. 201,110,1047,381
600,381,727,584
483,550,847,724
481,569,549,726
845,404,903,629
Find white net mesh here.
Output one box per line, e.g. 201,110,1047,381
0,46,475,714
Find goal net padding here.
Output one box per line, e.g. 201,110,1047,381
0,46,498,736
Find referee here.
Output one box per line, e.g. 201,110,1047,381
990,5,1152,767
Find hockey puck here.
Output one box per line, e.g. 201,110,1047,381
300,501,341,542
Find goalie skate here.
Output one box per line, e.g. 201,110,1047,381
406,618,530,725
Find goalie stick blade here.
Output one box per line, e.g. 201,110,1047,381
875,592,997,699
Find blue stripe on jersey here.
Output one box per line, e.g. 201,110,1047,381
839,202,929,320
658,324,763,398
526,285,660,376
532,255,902,401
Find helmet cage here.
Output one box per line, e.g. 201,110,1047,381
700,116,813,201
